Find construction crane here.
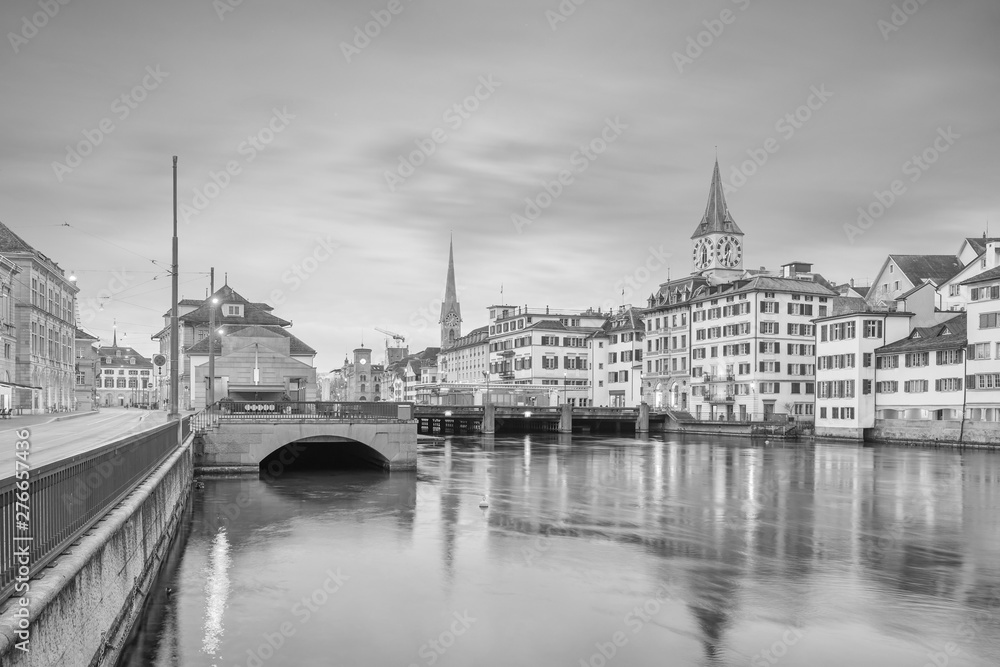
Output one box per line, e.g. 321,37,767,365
374,327,406,344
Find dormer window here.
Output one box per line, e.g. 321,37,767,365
130,357,136,364
224,304,244,317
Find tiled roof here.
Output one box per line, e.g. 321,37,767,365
890,255,964,287
961,265,1000,285
96,345,154,368
0,220,36,253
185,324,316,355
895,282,935,300
694,275,838,301
876,314,966,354
691,160,743,239
964,237,1000,256
75,328,100,341
154,285,290,337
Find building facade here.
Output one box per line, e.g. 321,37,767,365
1,221,78,413
642,277,703,411
589,306,645,407
813,305,913,438
440,326,489,385
96,333,154,407
0,254,19,410
963,264,1000,422
74,328,100,411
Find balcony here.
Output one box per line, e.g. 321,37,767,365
707,394,735,404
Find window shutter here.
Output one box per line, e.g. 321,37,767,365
967,374,976,388
774,342,781,353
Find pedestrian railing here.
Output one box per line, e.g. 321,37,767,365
0,420,183,606
190,401,415,433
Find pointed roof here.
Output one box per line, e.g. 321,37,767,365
184,324,317,356
877,314,966,354
964,237,1000,256
0,220,36,253
691,160,743,239
440,237,461,321
889,255,964,288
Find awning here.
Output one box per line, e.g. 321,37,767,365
0,381,41,390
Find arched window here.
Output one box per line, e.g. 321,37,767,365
360,383,366,393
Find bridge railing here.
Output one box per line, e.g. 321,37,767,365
192,401,414,430
0,420,182,606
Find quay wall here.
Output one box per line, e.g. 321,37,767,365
0,437,193,667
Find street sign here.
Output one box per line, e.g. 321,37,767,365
152,354,166,366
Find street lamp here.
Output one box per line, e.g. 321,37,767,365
563,372,568,405
482,370,491,406
208,293,218,407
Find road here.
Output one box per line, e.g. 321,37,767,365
1,408,175,479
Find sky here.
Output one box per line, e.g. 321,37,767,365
1,0,997,372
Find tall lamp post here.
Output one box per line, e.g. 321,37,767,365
208,266,217,407
563,372,568,405
169,156,180,419
482,370,490,406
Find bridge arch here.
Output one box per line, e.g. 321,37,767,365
260,436,391,471
198,421,416,471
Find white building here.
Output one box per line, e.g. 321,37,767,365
589,306,645,407
486,304,607,406
873,314,967,421
867,254,963,308
440,326,489,385
813,301,913,439
642,276,703,412
962,263,1000,422
688,273,835,422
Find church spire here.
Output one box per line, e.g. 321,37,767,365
691,159,743,239
439,236,462,349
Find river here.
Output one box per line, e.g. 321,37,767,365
119,434,1000,667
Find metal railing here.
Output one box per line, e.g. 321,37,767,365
191,401,413,432
1,420,182,606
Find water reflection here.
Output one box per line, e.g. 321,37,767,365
123,436,1000,667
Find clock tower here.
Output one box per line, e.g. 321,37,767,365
691,159,745,282
440,237,462,349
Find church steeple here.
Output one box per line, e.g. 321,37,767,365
439,236,462,349
691,159,743,239
691,158,745,277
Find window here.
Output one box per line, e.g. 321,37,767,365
904,352,929,367
787,303,813,316
759,361,780,372
863,320,883,338
936,349,963,365
759,341,780,354
787,323,814,337
877,381,898,393
863,379,872,395
876,355,899,369
758,382,780,394
759,301,778,314
980,312,1000,329
759,321,779,335
935,378,963,392
540,335,559,346
738,363,751,375
116,377,126,388
820,407,827,419
969,343,991,360
863,353,872,368
904,379,929,393
975,374,1000,389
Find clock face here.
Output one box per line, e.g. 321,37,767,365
693,238,714,270
359,358,367,365
444,313,460,326
715,235,743,268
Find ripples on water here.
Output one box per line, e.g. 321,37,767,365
121,436,1000,667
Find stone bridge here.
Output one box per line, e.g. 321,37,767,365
192,401,417,471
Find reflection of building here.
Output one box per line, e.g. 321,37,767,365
2,220,79,413
97,330,154,407
74,327,100,411
589,305,645,407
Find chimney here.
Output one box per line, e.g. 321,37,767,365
850,278,855,287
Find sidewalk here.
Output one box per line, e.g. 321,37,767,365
0,410,96,430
